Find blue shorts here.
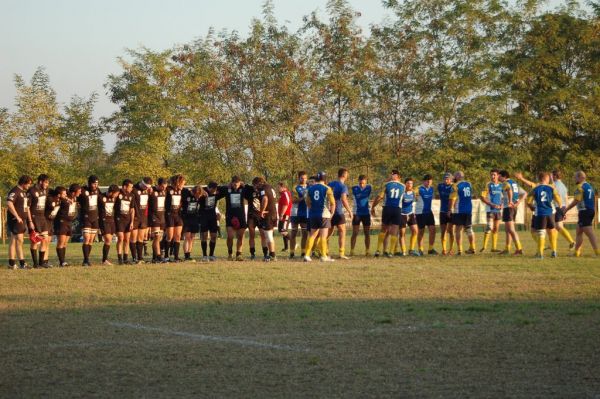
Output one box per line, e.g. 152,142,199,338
309,217,331,230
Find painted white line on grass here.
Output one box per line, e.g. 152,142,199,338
109,322,310,353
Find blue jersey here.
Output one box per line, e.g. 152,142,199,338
328,180,349,216
352,185,371,216
528,184,559,217
450,181,473,214
574,182,595,211
401,191,415,215
292,184,308,218
502,179,520,207
307,183,335,219
482,182,503,213
380,181,405,208
415,185,434,214
438,183,453,213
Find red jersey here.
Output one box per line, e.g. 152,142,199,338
278,189,292,217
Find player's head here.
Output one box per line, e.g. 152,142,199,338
552,169,562,181
422,174,432,187
297,171,307,184
490,169,499,182
252,176,266,189
108,184,120,198
173,174,186,190
391,169,400,181
454,171,465,182
574,170,586,183
404,177,414,190
157,177,168,191
207,181,218,194
141,176,154,191
443,172,453,185
87,175,99,190
308,176,316,186
55,186,67,199
316,171,326,183
69,183,82,197
18,175,33,189
230,175,242,189
122,179,134,193
358,174,367,187
37,174,50,189
338,168,348,180
537,171,550,184
498,170,509,182
277,181,287,192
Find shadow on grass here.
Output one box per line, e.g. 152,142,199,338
1,298,600,398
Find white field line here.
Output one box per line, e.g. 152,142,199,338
109,322,310,353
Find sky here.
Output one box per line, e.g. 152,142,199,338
0,0,569,149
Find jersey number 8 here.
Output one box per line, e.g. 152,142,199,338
313,191,320,201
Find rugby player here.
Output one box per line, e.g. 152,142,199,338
327,168,353,259
289,171,309,259
277,182,292,253
244,181,262,260
55,184,81,267
350,174,372,256
149,178,168,263
115,179,136,265
165,174,185,262
99,184,120,265
28,174,50,268
254,177,279,262
6,175,34,269
438,173,455,255
217,176,247,261
79,175,101,266
371,170,404,258
480,169,503,253
131,177,153,263
527,172,560,258
498,171,525,255
415,174,437,255
182,185,202,262
399,178,419,256
565,171,599,257
199,182,222,261
44,187,62,266
304,171,335,262
448,171,476,255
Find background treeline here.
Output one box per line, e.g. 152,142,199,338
1,0,600,194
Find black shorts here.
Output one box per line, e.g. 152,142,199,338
136,214,149,229
533,215,555,230
452,213,472,227
183,217,200,234
554,207,566,223
291,216,308,227
247,213,261,228
55,219,73,236
166,213,183,228
7,217,27,235
200,214,219,233
400,214,417,228
486,212,501,221
502,208,517,222
46,218,55,236
226,214,247,229
416,212,435,229
81,216,100,230
331,213,346,226
352,214,371,227
382,207,402,226
309,216,331,230
100,219,116,235
116,217,133,233
439,212,452,225
150,214,166,230
32,215,48,233
578,209,595,228
260,217,276,231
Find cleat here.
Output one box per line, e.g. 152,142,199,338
161,258,170,264
281,248,288,252
491,249,501,253
499,250,510,255
513,250,523,256
441,250,447,256
466,249,476,255
394,252,404,257
384,252,393,258
365,251,371,257
289,253,295,259
208,256,217,262
102,260,113,266
535,254,544,259
409,250,421,257
250,254,256,261
303,256,312,262
456,251,462,256
228,255,234,261
551,251,557,258
60,262,69,267
569,242,575,250
320,256,335,262
339,255,349,260
82,261,91,267
201,256,209,262
428,249,438,255
235,255,244,261
8,264,17,270
374,251,380,258
349,250,354,257
479,247,485,253
418,250,424,256
263,256,271,262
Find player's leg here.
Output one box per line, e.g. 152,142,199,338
337,223,347,259
363,218,371,256
102,233,113,265
247,217,257,259
350,215,360,256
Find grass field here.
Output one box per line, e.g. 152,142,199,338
1,230,600,398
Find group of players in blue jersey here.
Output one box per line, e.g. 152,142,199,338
289,168,599,262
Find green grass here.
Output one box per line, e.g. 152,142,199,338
1,232,600,398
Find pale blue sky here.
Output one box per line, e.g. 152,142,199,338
0,0,571,150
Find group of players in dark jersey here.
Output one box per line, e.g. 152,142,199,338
4,167,598,269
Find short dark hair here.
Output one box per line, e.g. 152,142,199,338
552,169,561,179
499,170,509,178
18,175,32,185
54,186,66,196
490,168,500,174
252,176,266,186
231,175,241,183
37,174,50,183
297,171,307,178
538,171,549,181
338,168,348,178
69,183,81,193
423,174,432,181
158,177,167,186
108,184,120,193
88,175,99,184
143,176,153,185
122,179,133,187
358,174,367,181
208,181,218,189
391,169,400,176
404,177,414,184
